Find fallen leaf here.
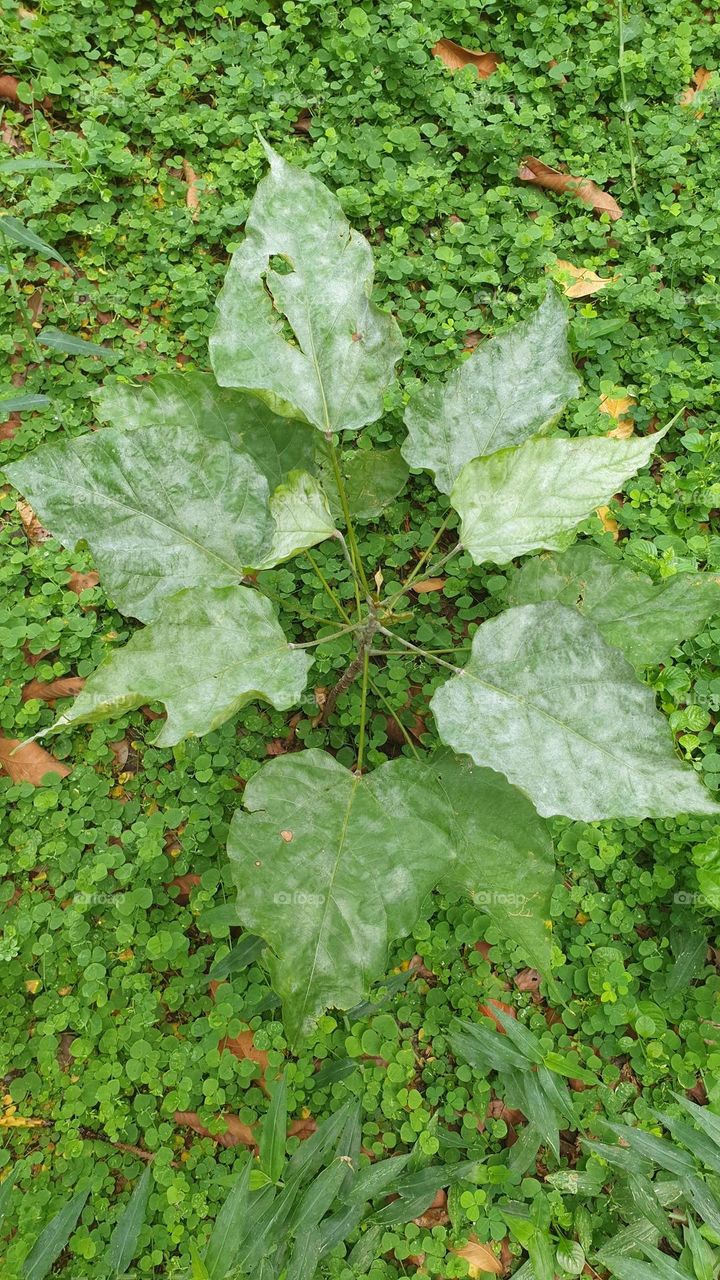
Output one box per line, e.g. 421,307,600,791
487,1098,525,1125
464,330,482,351
292,108,312,134
0,73,51,113
553,259,617,299
600,393,636,438
22,643,57,667
412,578,447,594
16,500,49,543
596,505,619,540
453,1236,505,1277
67,570,100,595
57,1031,76,1072
174,1110,257,1149
514,968,541,993
109,739,129,770
680,67,714,109
288,1114,318,1141
432,39,500,79
478,998,515,1031
414,1188,449,1228
22,676,85,704
0,414,20,441
182,160,200,221
219,1029,270,1084
518,157,622,220
0,737,70,784
166,873,201,903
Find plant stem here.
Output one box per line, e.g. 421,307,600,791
367,674,420,760
616,0,643,218
377,626,465,675
0,227,42,361
371,645,471,657
325,435,371,607
289,621,362,649
356,647,371,772
381,515,452,612
321,609,378,724
424,540,464,577
303,549,352,623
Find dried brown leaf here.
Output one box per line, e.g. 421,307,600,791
66,570,100,595
600,393,636,439
518,157,622,220
432,39,500,79
174,1110,257,1149
596,505,620,540
182,160,200,221
0,737,70,784
17,500,49,543
412,577,447,594
22,675,84,704
680,67,714,109
453,1237,506,1277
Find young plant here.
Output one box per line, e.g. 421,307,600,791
6,142,720,1043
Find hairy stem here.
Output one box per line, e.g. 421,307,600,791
304,549,352,623
377,625,465,675
325,435,371,607
367,674,421,760
321,610,378,724
356,647,371,771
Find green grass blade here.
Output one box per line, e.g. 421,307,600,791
23,1186,90,1280
259,1074,287,1184
106,1162,153,1277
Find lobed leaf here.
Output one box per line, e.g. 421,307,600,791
6,422,274,622
227,749,557,1040
507,543,720,666
430,601,720,820
450,430,667,567
402,289,579,495
210,142,403,433
43,585,310,747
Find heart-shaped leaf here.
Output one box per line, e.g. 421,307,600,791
506,543,720,666
430,602,720,820
43,586,310,747
450,430,666,566
96,372,317,493
402,289,579,495
6,422,274,621
210,142,403,433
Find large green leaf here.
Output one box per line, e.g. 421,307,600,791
322,446,410,522
44,586,311,747
209,142,404,433
6,422,274,622
427,751,555,972
430,601,720,821
256,470,338,568
227,748,556,1039
450,431,666,566
402,290,580,495
227,749,452,1042
96,372,317,493
506,543,720,667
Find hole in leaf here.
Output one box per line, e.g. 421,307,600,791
268,253,295,276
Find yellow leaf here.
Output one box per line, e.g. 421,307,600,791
453,1237,505,1277
552,259,617,299
182,159,200,221
25,979,40,994
600,392,636,439
596,505,619,540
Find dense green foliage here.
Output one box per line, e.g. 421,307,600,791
1,0,720,1276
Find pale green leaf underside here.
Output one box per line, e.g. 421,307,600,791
96,371,317,493
322,446,410,522
430,602,719,821
227,748,555,1040
209,142,404,433
402,289,580,495
6,422,274,622
255,470,338,568
507,544,720,667
451,430,667,566
48,586,310,747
